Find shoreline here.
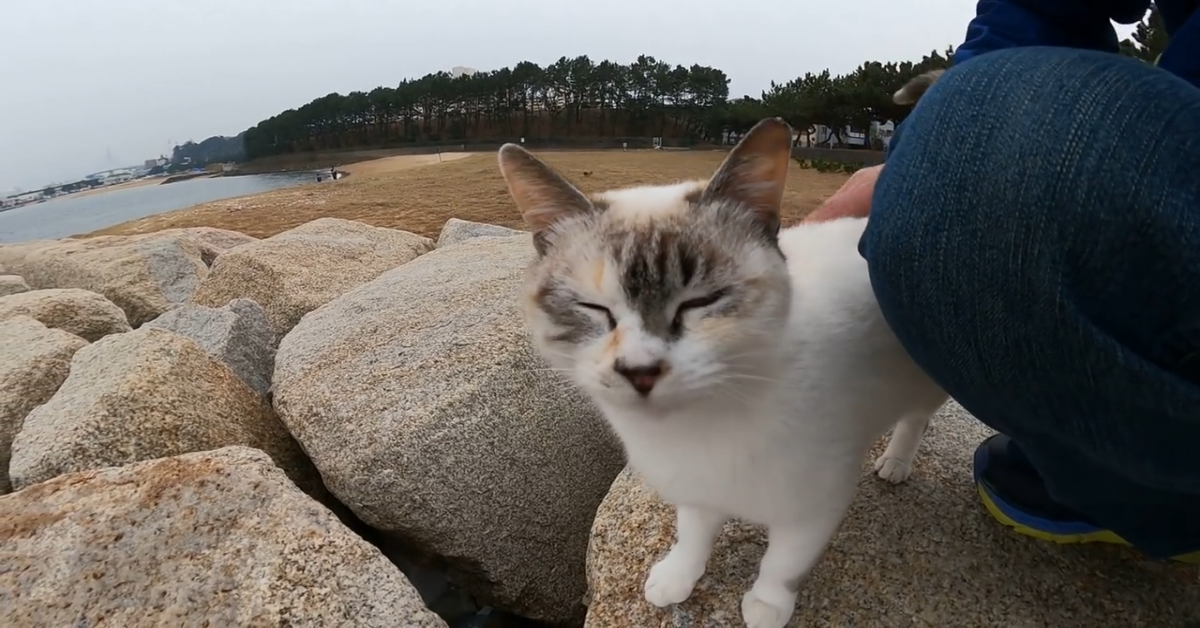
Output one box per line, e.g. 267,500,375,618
72,177,167,199
78,150,849,241
6,177,169,208
79,152,480,239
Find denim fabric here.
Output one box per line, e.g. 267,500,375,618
860,47,1200,559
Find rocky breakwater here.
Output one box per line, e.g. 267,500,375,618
271,225,626,624
189,217,437,342
0,218,626,627
0,227,256,327
5,216,1186,628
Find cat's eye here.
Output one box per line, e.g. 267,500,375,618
678,291,725,312
578,302,617,330
671,290,726,333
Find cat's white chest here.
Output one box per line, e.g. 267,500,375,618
613,408,854,526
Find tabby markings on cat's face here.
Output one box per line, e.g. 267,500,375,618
499,118,796,409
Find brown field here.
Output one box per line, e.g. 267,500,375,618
86,150,852,240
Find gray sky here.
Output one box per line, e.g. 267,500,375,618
0,1,1139,192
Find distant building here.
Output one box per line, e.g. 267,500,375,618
84,168,137,185
450,66,478,78
873,120,896,150
11,191,44,203
794,124,874,148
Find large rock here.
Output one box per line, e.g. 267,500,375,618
9,327,319,497
0,288,131,341
436,218,524,248
273,234,624,622
584,403,1200,628
0,239,52,270
190,218,435,341
0,274,30,297
158,226,258,265
0,316,88,493
0,232,208,326
144,298,274,397
0,446,447,628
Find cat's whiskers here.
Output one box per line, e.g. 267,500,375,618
719,372,784,384
704,380,759,408
536,346,576,361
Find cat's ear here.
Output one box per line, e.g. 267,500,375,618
498,143,594,254
702,117,793,238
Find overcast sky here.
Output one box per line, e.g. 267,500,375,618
0,1,1140,192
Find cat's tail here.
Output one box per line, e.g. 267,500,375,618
892,69,945,105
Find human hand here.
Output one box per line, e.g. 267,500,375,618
801,163,882,223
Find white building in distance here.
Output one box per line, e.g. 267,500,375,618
450,66,478,78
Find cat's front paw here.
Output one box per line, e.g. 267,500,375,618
644,554,704,607
873,454,914,484
741,586,796,628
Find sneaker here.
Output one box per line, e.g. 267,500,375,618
972,433,1200,564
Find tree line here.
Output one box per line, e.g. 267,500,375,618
236,50,957,161
173,7,1167,166
171,134,246,168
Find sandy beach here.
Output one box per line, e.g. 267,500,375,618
338,152,473,176
68,177,167,200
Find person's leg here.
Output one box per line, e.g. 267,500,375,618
860,46,1200,562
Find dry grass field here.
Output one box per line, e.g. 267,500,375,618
86,150,853,240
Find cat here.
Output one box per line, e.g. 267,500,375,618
497,116,949,628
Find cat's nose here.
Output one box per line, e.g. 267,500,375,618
614,360,665,396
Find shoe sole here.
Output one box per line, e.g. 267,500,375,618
973,442,1200,565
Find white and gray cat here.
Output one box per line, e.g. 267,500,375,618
497,111,947,627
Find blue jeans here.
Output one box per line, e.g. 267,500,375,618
861,47,1200,560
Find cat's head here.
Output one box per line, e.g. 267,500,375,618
498,118,795,412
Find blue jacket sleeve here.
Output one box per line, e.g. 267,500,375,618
953,0,1151,66
884,0,1155,162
